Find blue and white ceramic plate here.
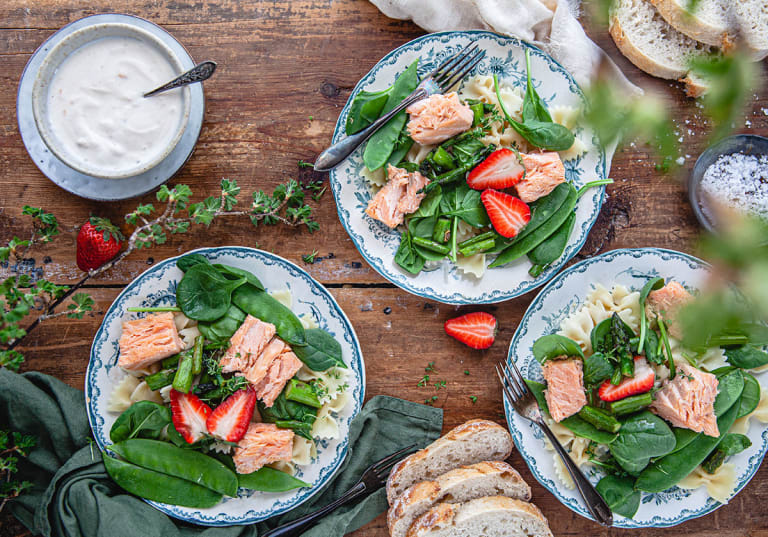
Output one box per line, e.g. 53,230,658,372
329,31,607,304
85,247,365,526
505,248,768,527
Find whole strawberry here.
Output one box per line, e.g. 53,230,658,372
76,217,124,272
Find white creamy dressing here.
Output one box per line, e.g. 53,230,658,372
46,36,184,176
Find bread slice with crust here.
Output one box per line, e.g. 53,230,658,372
649,0,731,48
387,461,531,537
386,419,514,505
405,496,553,537
609,0,717,96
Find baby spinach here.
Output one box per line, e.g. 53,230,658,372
712,368,745,416
522,48,553,124
409,217,447,261
738,371,760,418
527,210,575,268
259,391,317,441
110,401,172,444
176,253,211,272
609,411,676,476
582,352,613,385
238,466,311,492
212,264,264,290
198,304,247,343
387,127,415,168
394,230,426,275
439,184,489,228
413,186,442,218
177,264,247,322
363,60,419,171
596,475,641,519
724,344,768,369
590,315,636,355
346,89,391,134
670,427,699,454
293,328,346,371
637,277,665,354
231,285,306,346
532,334,584,364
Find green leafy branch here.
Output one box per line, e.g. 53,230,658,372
0,430,36,513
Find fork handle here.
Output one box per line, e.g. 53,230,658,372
538,421,614,527
313,87,429,172
260,482,368,537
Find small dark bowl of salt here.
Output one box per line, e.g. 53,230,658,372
689,134,768,233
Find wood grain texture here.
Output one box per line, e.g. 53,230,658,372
0,0,767,535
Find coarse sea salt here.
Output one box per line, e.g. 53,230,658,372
700,152,768,220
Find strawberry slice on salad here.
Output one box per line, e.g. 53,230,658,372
170,389,212,444
598,356,655,402
444,311,497,349
466,148,525,190
481,189,531,238
206,386,257,442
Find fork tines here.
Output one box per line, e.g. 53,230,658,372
427,41,486,92
371,443,418,480
495,360,528,404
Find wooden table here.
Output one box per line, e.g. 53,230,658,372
1,1,767,536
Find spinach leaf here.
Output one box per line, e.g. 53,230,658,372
394,230,425,275
386,126,415,167
609,411,676,476
413,186,443,218
176,264,247,322
110,401,172,444
176,253,211,272
583,352,613,385
738,371,761,418
409,217,446,261
522,49,553,124
532,334,584,364
702,433,752,474
724,344,768,369
363,60,419,171
712,368,745,416
526,380,617,443
231,284,306,346
591,315,635,355
643,330,663,365
259,391,317,441
213,264,264,290
527,210,575,267
451,136,489,168
238,466,311,492
198,304,247,343
670,427,699,454
637,277,665,354
440,184,489,228
596,475,640,519
346,89,391,135
293,328,346,371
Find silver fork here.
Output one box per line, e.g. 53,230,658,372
261,444,418,537
496,360,614,527
313,42,486,172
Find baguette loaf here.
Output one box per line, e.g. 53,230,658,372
387,461,531,537
386,419,513,505
405,496,553,537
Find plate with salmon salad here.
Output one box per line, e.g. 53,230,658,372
85,247,365,526
328,31,609,304
504,248,768,528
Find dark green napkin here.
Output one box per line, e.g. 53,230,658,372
0,369,442,537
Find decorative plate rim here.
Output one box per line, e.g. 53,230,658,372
328,30,607,305
85,246,365,526
504,247,768,528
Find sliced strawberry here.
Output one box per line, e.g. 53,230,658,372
170,389,212,444
598,357,655,402
467,148,525,190
481,189,531,238
444,311,497,350
206,386,257,442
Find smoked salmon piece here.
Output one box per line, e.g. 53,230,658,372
645,281,693,339
516,152,566,203
118,312,184,371
542,358,587,422
650,363,719,437
220,315,277,374
240,338,287,385
406,92,474,145
232,422,295,474
251,348,303,407
365,165,430,228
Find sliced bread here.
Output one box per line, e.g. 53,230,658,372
405,496,553,537
386,419,514,505
649,0,731,48
387,461,531,537
731,1,768,60
609,0,718,95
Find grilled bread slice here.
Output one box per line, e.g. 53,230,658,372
387,461,531,537
386,420,513,505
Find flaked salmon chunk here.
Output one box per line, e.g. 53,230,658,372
542,357,587,422
365,165,430,228
118,312,184,371
651,363,719,437
516,152,566,203
645,281,693,339
220,315,276,374
251,348,303,407
406,92,474,145
240,338,286,386
233,422,294,474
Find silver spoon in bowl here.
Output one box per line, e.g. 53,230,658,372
143,61,217,97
